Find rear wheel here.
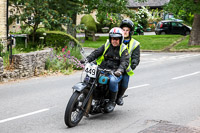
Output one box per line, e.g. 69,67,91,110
139,32,144,35
64,89,88,127
160,31,166,35
185,31,190,35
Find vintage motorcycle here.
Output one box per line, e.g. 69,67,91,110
64,61,127,127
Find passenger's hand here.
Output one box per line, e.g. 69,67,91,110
114,71,122,77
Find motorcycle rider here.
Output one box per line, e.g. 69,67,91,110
116,19,140,106
82,27,129,112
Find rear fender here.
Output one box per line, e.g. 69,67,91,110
72,82,87,92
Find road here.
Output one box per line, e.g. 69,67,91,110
0,52,200,133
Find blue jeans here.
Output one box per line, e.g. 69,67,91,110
108,74,123,92
121,73,130,89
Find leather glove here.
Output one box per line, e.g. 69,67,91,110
114,70,122,77
80,59,89,64
80,59,86,64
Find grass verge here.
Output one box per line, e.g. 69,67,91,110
80,35,185,51
172,36,200,51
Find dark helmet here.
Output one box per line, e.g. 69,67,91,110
120,19,135,35
109,27,124,44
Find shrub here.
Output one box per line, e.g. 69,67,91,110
44,31,81,49
45,46,84,74
81,14,97,32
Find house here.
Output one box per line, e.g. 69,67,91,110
127,0,170,10
0,0,7,41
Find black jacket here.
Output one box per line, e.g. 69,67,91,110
86,44,129,73
124,39,140,70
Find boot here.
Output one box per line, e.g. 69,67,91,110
105,91,117,113
116,88,127,106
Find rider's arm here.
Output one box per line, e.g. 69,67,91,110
131,45,140,70
86,45,105,62
118,49,130,73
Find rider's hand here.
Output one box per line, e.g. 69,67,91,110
114,70,122,77
80,59,85,64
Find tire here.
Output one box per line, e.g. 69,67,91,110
160,31,166,35
139,32,144,35
64,90,88,127
185,31,190,35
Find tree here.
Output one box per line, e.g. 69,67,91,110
48,0,86,37
165,0,200,46
53,0,130,35
9,0,71,43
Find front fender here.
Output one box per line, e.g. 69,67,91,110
72,82,87,92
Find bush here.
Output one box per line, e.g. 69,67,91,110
135,6,151,29
44,31,81,49
0,43,3,57
81,14,97,32
45,46,84,74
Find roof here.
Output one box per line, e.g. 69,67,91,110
127,0,170,8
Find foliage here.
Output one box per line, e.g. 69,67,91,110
45,46,84,74
9,0,72,42
102,13,123,29
94,0,128,29
14,40,44,53
148,8,163,23
76,24,87,33
177,10,194,25
135,6,151,29
45,31,81,49
81,15,97,32
0,37,3,57
164,0,200,24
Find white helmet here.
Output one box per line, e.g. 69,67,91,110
109,27,124,44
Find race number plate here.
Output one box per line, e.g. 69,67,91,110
84,63,97,78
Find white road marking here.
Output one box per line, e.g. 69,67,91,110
128,84,150,90
141,54,152,56
172,71,200,80
142,54,200,64
0,108,49,124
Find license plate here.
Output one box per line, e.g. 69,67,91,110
84,63,98,78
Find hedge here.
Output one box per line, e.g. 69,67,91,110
44,31,81,48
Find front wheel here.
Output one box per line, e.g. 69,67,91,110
64,90,88,127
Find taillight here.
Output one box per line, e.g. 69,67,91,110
160,23,163,28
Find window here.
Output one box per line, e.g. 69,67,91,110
163,22,169,27
172,22,178,27
10,11,13,16
28,17,34,25
177,23,183,27
16,17,20,25
17,1,24,6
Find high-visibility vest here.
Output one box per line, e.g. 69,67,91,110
126,38,140,76
96,39,127,65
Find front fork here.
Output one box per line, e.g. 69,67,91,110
73,80,97,117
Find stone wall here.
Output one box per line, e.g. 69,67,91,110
0,49,51,82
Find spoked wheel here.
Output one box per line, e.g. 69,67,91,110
64,89,88,127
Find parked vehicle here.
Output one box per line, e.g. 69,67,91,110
155,20,191,35
64,61,127,127
134,24,144,35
